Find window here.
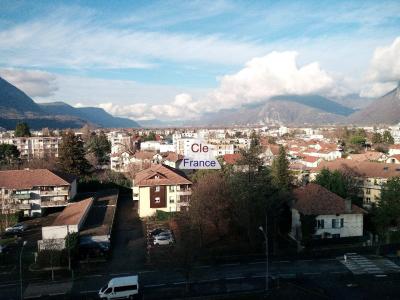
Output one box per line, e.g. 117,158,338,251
366,188,371,194
114,285,137,292
155,197,160,203
332,234,340,239
169,186,175,192
317,219,324,229
332,219,339,228
104,288,112,294
155,186,160,192
332,219,344,229
169,197,175,204
365,197,371,203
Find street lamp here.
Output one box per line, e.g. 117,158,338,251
258,216,268,293
19,240,27,300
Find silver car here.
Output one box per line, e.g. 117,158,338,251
5,223,27,234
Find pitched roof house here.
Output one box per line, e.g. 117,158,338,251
132,165,192,217
0,169,77,217
291,183,365,243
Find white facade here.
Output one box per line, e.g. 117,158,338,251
159,143,176,153
140,141,161,151
291,209,363,240
0,137,61,160
133,184,191,218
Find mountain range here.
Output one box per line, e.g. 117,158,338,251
0,77,140,129
2,75,400,128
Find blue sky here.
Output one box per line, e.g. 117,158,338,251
0,0,399,120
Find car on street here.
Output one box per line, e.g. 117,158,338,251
5,223,28,234
99,275,139,299
153,235,174,246
149,228,171,237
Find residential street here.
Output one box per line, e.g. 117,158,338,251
0,255,400,299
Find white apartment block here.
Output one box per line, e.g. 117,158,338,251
0,137,61,160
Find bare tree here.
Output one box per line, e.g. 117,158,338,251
189,172,231,243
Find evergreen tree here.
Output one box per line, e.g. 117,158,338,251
314,168,361,206
86,132,111,165
382,130,394,144
271,145,292,190
57,130,91,177
237,131,263,175
371,132,383,144
0,144,20,165
374,177,400,238
14,122,31,137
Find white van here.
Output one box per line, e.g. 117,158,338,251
99,275,139,299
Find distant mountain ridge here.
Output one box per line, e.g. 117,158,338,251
0,77,140,129
348,84,400,125
196,94,355,126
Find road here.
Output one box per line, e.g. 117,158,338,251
1,256,399,299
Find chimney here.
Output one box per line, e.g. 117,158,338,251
344,198,352,213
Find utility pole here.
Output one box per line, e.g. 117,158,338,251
19,241,27,300
67,225,71,271
259,214,269,293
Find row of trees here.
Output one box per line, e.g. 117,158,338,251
185,132,292,252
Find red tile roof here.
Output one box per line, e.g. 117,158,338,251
134,164,192,186
312,159,400,178
134,151,156,160
293,183,365,215
163,152,184,162
0,169,76,189
52,198,93,226
223,153,242,165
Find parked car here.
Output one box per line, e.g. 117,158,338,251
5,223,27,234
99,275,139,299
0,244,10,254
149,228,171,237
154,230,173,238
153,235,174,246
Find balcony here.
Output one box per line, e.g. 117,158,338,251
11,193,31,200
40,190,69,197
177,189,192,196
41,200,68,207
8,203,32,210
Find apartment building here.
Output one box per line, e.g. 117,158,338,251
0,136,61,160
312,159,400,207
0,169,77,217
132,164,192,218
107,131,132,154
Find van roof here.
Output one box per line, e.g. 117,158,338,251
109,275,138,287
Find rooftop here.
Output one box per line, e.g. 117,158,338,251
312,159,400,178
52,197,93,226
293,183,365,215
0,169,76,189
134,164,192,186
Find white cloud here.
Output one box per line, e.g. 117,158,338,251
361,36,400,97
0,68,57,97
366,37,400,83
0,11,266,70
207,51,335,111
97,51,342,120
